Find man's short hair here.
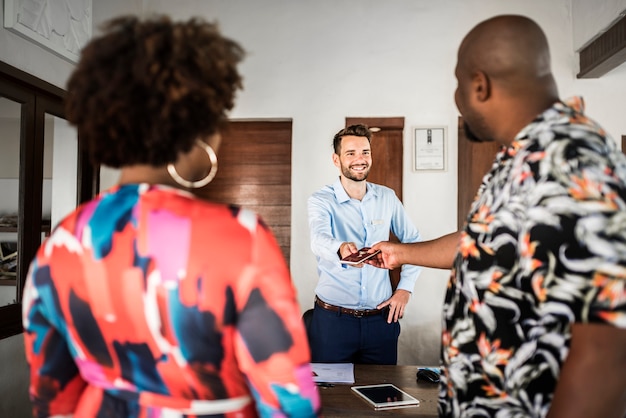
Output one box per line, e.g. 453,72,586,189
333,124,372,154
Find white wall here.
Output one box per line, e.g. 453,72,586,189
569,0,626,123
572,0,626,50
141,0,626,366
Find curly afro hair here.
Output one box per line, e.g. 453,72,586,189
65,15,244,168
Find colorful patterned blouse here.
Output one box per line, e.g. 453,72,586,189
23,184,320,417
440,98,626,417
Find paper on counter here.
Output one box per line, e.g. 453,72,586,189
310,362,355,384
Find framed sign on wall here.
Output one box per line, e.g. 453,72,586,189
413,126,446,171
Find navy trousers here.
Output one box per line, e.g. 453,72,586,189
309,303,400,365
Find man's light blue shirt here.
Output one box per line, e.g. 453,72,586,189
308,178,421,309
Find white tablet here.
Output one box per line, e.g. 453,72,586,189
351,383,420,410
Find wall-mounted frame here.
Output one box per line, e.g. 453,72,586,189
413,126,447,171
3,0,92,63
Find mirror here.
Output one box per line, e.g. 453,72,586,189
0,97,21,305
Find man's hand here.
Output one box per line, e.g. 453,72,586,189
366,241,403,270
367,232,461,270
377,289,411,323
338,242,365,268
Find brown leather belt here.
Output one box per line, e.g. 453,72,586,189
315,296,386,318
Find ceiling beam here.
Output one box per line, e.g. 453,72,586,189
577,13,626,78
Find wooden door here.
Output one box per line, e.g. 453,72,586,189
197,119,292,263
457,117,501,229
345,117,404,290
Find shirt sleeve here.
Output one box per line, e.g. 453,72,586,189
22,259,87,417
234,219,321,417
389,193,422,293
307,193,343,262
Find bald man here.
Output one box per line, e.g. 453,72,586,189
369,15,626,418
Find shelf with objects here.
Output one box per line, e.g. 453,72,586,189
0,241,17,284
0,214,18,284
0,215,50,284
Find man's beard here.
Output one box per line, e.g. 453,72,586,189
463,121,491,143
342,164,369,182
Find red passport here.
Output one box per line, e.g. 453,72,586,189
341,247,381,265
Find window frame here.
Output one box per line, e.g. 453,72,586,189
0,61,98,339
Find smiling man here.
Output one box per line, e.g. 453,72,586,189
306,124,422,364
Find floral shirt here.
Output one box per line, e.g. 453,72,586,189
22,184,320,418
440,97,626,417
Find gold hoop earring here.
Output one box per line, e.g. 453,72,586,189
167,140,218,189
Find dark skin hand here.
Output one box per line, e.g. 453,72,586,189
363,232,461,323
338,242,409,323
366,231,461,271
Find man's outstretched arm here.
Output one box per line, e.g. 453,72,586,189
369,230,461,270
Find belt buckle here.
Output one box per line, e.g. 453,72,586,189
352,309,365,318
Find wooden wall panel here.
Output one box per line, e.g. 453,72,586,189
204,185,290,206
198,120,292,263
457,118,501,229
212,164,290,185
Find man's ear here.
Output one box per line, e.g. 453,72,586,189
332,153,340,168
472,71,491,102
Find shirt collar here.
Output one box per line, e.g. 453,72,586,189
505,96,585,158
332,177,376,203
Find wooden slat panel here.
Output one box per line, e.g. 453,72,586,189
247,205,291,226
279,246,290,263
201,184,290,206
345,117,404,130
224,120,292,138
198,120,293,264
220,120,292,164
269,225,291,243
218,142,291,165
211,164,290,186
270,226,291,261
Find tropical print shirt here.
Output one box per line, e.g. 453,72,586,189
440,97,626,417
22,184,320,418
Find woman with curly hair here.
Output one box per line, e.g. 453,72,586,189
22,15,320,417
